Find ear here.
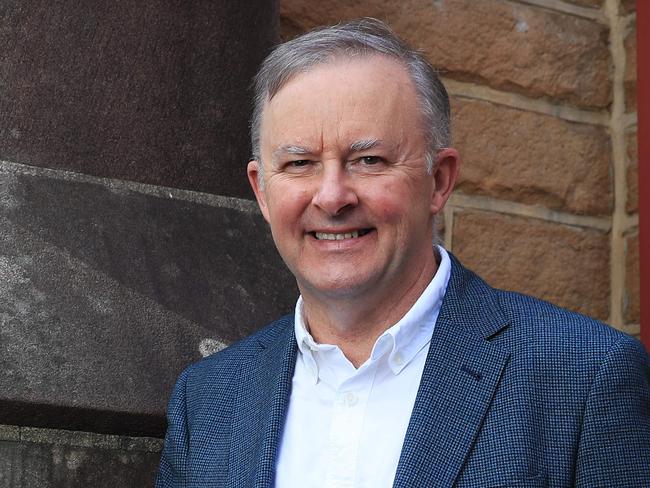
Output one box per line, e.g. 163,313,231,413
430,148,460,215
247,160,271,223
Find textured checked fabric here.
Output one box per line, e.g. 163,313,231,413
156,254,650,488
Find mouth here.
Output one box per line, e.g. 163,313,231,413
311,228,373,241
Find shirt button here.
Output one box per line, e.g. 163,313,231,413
346,392,358,406
394,353,404,365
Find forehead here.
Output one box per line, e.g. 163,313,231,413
259,55,425,156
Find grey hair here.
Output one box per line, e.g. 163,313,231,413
250,18,451,174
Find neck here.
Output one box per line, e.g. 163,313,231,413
300,254,438,368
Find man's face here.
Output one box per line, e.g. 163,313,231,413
248,55,456,303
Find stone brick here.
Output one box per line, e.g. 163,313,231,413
625,232,640,324
621,0,636,14
452,210,610,320
0,1,277,199
280,0,612,108
280,14,306,42
0,161,297,437
625,22,637,113
626,130,638,214
0,434,160,488
565,0,602,7
452,97,612,215
0,425,20,442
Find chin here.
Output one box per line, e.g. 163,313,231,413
300,272,376,300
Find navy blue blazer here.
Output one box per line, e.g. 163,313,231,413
156,255,650,487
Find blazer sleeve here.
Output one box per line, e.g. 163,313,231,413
156,367,191,488
575,335,650,487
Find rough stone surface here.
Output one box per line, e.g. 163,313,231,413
280,0,612,108
626,130,638,214
0,426,20,442
0,438,159,488
452,210,610,320
565,0,602,7
0,1,277,198
452,97,612,215
0,163,296,437
621,0,636,14
625,232,640,324
17,426,163,452
625,21,637,113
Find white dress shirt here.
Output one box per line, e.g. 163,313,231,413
275,247,452,488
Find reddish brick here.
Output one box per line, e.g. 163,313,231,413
280,15,306,42
280,0,612,108
626,130,638,214
452,97,612,215
621,0,636,14
625,22,637,112
452,210,610,320
625,232,640,323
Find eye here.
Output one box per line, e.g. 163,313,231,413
287,159,311,168
283,159,316,174
359,156,383,165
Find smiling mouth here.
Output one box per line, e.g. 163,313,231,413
312,229,373,241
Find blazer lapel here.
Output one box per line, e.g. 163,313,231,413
227,317,297,488
394,256,511,488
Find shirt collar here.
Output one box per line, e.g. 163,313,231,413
294,296,320,383
294,246,452,381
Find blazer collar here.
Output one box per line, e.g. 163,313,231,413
393,253,511,488
227,315,297,488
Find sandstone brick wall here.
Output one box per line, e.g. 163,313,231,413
280,0,640,335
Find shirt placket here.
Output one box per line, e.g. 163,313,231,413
321,373,374,488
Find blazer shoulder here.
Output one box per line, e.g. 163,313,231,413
499,290,618,337
443,253,644,363
493,288,645,364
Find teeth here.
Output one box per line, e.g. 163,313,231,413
315,230,361,240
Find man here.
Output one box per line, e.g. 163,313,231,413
156,19,650,487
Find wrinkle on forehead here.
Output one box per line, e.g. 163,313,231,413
260,56,425,164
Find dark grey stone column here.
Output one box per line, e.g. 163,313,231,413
0,0,277,198
0,161,296,437
0,425,163,488
0,2,290,486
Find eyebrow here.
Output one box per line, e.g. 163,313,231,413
271,139,384,162
348,138,383,152
272,144,313,162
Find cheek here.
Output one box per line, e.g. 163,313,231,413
367,188,432,237
367,182,410,222
365,196,409,229
266,185,312,229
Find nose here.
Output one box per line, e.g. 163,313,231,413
311,164,358,216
